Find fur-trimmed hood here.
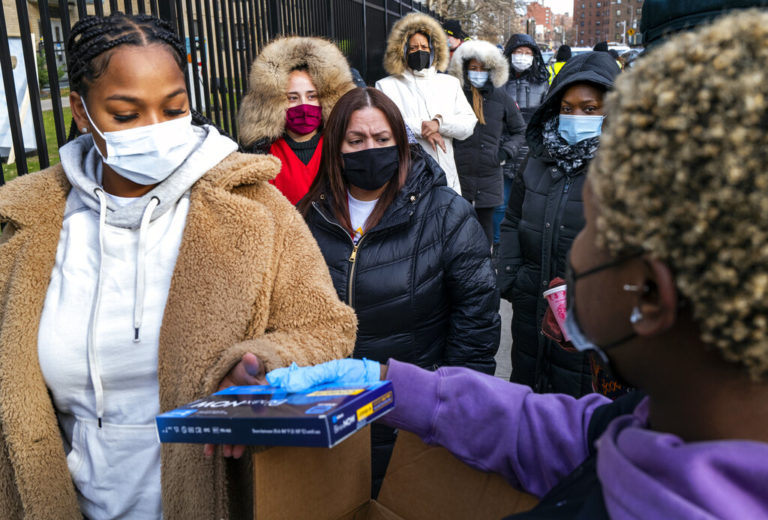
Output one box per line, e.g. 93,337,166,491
238,37,355,146
447,39,509,88
383,13,449,75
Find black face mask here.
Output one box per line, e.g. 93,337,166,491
407,50,431,71
342,146,399,191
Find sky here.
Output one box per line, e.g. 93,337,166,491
541,0,573,15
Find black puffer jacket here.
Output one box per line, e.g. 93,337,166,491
305,147,500,374
454,82,525,207
498,52,620,397
500,34,550,180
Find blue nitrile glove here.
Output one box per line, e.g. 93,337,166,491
266,358,381,393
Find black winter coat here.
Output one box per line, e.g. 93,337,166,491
500,34,550,180
305,147,500,374
497,52,620,397
454,83,526,208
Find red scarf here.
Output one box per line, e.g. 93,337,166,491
269,136,323,205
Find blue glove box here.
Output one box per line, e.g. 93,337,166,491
156,381,394,448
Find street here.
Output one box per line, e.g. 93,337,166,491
494,299,512,380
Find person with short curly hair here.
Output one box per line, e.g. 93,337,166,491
266,11,768,518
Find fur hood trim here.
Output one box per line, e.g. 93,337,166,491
447,40,509,88
238,37,355,146
384,13,449,75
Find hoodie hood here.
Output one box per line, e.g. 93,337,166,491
503,33,548,83
526,51,620,158
238,37,356,146
597,398,768,519
447,39,509,88
59,125,238,229
383,13,449,76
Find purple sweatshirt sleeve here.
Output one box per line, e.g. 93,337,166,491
380,359,611,497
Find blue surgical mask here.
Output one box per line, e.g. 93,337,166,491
82,101,197,185
467,70,489,88
558,114,604,145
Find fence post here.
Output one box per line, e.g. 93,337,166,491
14,0,48,169
361,0,368,79
267,0,281,38
0,0,26,179
38,0,67,147
328,0,335,40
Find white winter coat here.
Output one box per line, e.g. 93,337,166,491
376,67,477,194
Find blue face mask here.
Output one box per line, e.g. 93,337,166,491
467,70,489,89
558,114,604,145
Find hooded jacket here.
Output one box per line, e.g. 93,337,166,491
500,33,550,180
0,134,357,518
382,360,768,520
375,13,477,195
238,37,356,204
498,52,620,397
304,147,499,375
448,40,526,207
238,37,355,149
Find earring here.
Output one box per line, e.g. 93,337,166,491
81,128,88,133
629,306,643,324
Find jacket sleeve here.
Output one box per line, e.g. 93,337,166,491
436,82,478,141
381,359,610,497
375,78,429,140
499,93,526,161
203,209,358,391
497,170,527,301
440,195,500,374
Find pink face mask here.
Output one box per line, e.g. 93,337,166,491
285,104,322,135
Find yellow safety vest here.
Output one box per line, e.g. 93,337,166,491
547,61,566,85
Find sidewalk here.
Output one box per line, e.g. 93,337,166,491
495,299,512,380
40,96,70,111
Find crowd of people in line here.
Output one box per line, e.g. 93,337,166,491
0,0,767,518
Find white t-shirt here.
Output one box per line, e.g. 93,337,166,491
347,191,378,244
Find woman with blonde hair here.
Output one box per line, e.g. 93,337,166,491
239,37,356,204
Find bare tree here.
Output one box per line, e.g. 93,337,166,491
416,0,527,45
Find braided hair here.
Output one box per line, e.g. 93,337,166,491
66,12,226,141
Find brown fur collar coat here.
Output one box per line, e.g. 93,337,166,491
238,37,356,147
383,12,449,76
0,153,356,519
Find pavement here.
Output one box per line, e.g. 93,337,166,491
494,299,513,380
40,96,70,111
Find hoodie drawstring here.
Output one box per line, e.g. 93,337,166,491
134,197,159,343
87,191,160,428
88,189,108,428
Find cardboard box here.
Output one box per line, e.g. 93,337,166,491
252,428,538,520
156,382,394,447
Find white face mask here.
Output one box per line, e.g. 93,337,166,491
82,101,197,185
558,114,605,145
467,70,489,88
510,53,534,72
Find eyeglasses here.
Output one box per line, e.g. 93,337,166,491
565,250,643,312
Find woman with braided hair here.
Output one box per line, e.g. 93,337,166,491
0,12,356,519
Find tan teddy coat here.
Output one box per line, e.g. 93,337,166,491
0,152,357,519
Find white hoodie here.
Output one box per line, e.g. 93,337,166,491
376,66,477,194
37,126,237,519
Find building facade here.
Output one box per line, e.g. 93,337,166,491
527,1,554,46
572,0,644,47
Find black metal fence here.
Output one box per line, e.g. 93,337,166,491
0,0,438,181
